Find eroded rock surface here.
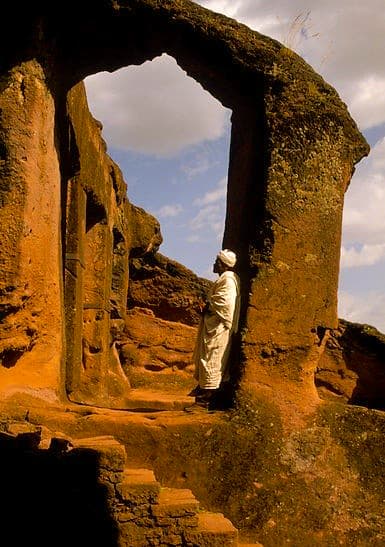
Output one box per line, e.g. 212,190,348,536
1,3,383,545
128,253,212,327
118,307,196,393
0,0,369,408
317,319,385,410
121,253,213,391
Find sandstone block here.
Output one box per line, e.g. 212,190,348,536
152,487,199,518
117,467,161,504
72,436,127,471
183,512,238,546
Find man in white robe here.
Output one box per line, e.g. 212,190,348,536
185,249,240,411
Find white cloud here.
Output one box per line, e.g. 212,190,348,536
84,54,228,157
83,1,385,159
199,0,241,17
84,2,385,156
189,203,225,240
154,204,183,218
193,177,227,206
348,76,385,131
186,234,201,243
341,244,385,268
197,0,385,131
180,152,217,179
339,291,385,333
342,137,385,249
187,177,227,241
370,135,385,170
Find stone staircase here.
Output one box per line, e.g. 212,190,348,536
1,422,261,546
72,435,239,546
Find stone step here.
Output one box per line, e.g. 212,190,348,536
121,467,157,484
117,467,161,504
122,388,191,411
71,436,127,472
238,532,263,545
152,486,200,518
184,511,239,546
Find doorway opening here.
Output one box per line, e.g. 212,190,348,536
82,54,234,404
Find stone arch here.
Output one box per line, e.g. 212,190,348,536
0,1,368,410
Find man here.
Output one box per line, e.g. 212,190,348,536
185,249,240,412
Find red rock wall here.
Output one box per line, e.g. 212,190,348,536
0,1,369,415
0,60,63,399
0,74,162,407
63,83,162,407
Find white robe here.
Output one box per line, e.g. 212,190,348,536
193,271,240,389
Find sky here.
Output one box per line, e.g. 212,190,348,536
84,0,385,333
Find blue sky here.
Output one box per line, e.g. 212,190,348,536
84,0,385,332
110,128,231,278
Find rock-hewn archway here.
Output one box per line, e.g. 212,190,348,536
0,1,368,412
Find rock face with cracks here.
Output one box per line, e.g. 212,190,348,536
0,0,369,406
128,253,212,327
1,1,384,545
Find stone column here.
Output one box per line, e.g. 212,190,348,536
64,177,86,395
0,60,63,400
73,195,112,404
225,103,354,415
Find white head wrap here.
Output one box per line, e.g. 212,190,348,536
217,249,237,268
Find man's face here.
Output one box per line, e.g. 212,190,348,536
213,257,224,274
213,257,220,273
